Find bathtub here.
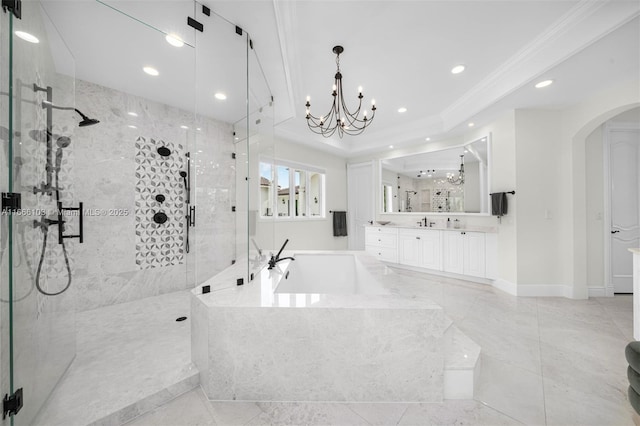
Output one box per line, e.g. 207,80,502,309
191,250,447,402
274,253,386,295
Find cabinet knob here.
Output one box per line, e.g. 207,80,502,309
416,236,421,240
378,239,381,242
461,232,466,235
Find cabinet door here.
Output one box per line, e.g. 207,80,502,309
420,230,442,270
463,232,486,278
398,233,423,267
443,231,464,274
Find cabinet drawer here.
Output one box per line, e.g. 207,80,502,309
367,226,396,234
365,232,397,247
365,245,398,263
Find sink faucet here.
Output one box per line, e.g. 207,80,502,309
268,238,295,269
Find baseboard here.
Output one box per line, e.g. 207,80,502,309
492,280,575,298
492,279,517,296
517,284,573,298
588,287,608,297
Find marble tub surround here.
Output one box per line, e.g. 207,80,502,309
191,251,472,402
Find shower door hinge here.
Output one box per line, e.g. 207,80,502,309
2,192,21,212
187,17,203,32
2,0,21,19
3,388,23,419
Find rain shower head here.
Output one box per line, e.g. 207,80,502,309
41,101,100,127
75,109,100,127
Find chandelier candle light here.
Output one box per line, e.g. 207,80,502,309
447,155,465,185
305,45,376,138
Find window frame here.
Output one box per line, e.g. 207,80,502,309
259,157,326,221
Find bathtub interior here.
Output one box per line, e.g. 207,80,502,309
274,253,387,295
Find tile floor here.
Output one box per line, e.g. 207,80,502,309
123,267,640,425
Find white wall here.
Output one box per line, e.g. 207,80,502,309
514,110,565,286
261,138,348,251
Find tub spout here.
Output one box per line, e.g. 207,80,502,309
268,239,293,269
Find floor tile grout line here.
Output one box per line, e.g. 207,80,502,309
535,299,549,426
343,403,376,425
474,399,528,425
394,403,411,425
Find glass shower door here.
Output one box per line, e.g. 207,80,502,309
1,2,78,424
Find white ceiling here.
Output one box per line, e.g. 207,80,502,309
38,0,640,158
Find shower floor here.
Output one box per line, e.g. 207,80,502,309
33,289,198,426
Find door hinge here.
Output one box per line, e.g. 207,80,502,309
187,16,203,32
2,0,21,19
3,388,23,419
2,192,21,212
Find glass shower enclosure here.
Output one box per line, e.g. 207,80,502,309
0,1,273,424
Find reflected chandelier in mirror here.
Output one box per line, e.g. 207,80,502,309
380,136,490,214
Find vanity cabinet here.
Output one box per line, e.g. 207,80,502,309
443,231,486,278
398,229,442,270
365,226,398,263
365,226,495,282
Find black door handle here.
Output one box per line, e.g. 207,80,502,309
611,230,620,234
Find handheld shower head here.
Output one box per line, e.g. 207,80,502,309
56,136,71,148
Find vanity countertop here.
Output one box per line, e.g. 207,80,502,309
629,248,640,254
366,224,497,233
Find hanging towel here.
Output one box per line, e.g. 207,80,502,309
491,192,508,217
332,211,348,237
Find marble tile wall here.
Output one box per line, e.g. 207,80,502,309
73,80,235,311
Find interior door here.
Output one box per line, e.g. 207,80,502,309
609,128,640,293
347,162,374,250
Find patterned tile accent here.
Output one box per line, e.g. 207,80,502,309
134,136,186,269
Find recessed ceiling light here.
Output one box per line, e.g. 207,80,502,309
389,145,394,149
128,125,137,129
451,65,465,74
214,92,227,100
468,122,475,127
15,31,39,43
196,127,201,131
397,107,407,113
128,111,138,117
535,79,553,88
180,125,189,129
143,66,159,76
425,137,431,141
165,34,184,48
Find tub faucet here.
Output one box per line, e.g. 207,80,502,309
268,238,295,269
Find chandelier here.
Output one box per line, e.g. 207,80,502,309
305,45,376,138
447,155,465,185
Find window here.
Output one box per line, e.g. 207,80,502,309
259,159,325,219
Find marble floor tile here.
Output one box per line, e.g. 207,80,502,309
125,389,215,426
543,375,636,426
206,400,264,425
539,341,628,406
34,290,195,426
398,400,522,425
475,354,546,425
245,402,371,426
345,402,409,425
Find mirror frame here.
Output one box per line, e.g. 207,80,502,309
378,134,492,216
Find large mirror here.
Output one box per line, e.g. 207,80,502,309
380,136,490,214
